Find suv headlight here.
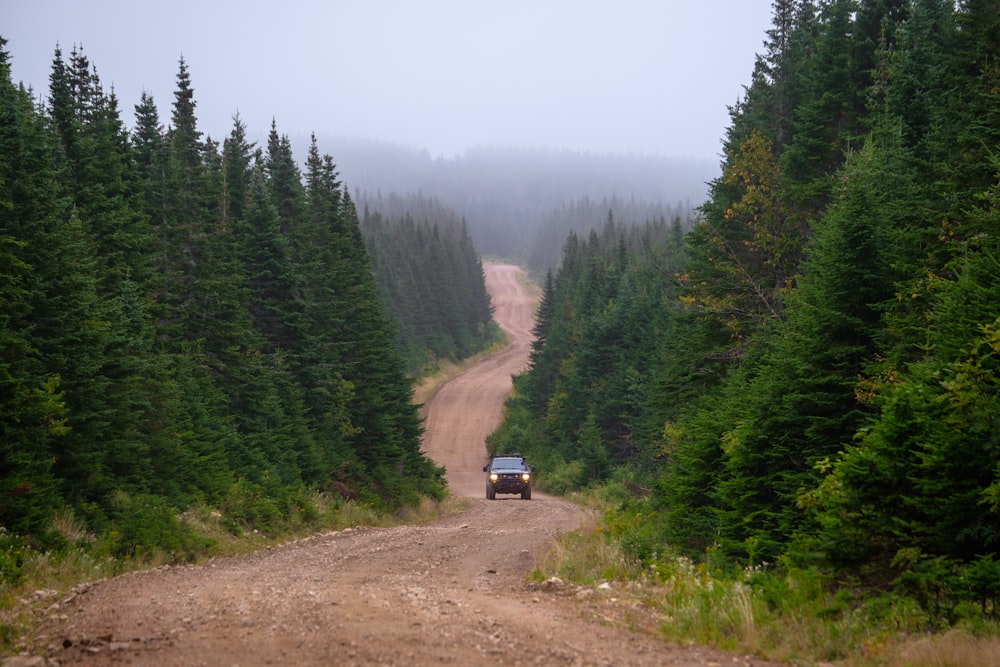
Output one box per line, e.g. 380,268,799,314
490,474,498,482
522,473,531,481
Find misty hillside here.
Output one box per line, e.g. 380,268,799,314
297,136,716,263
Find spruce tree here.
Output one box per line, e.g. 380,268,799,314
813,170,1000,568
335,189,441,501
715,137,907,559
781,0,862,211
0,39,66,535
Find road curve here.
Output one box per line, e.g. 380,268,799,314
420,262,538,498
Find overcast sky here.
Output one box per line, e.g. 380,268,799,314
5,0,775,160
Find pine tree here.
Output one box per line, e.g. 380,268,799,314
781,0,862,211
740,0,814,148
46,46,169,505
336,190,440,501
813,170,1000,568
888,0,955,166
360,203,496,371
265,121,305,239
0,39,66,535
944,0,1000,207
715,136,908,559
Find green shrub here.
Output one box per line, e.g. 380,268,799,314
99,491,213,562
219,480,285,536
0,532,27,586
538,459,587,495
962,555,1000,618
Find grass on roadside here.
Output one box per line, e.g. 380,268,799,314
531,489,1000,667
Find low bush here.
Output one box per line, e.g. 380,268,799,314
0,532,27,587
98,491,214,561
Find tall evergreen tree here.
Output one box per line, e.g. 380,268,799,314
361,202,496,371
781,0,863,210
688,130,802,353
888,0,955,166
812,168,1000,569
716,138,906,558
0,39,66,535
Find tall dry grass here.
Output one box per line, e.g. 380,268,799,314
848,630,1000,667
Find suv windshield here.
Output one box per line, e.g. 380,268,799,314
491,457,525,469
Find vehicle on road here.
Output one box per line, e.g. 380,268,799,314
483,455,532,500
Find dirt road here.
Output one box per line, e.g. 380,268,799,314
15,264,779,666
420,263,536,497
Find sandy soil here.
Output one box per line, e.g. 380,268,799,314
10,263,782,667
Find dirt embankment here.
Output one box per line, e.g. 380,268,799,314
10,263,781,667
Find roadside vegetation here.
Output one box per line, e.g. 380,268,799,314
532,487,1000,666
491,1,1000,663
361,193,501,376
4,0,1000,663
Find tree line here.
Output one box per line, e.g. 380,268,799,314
0,40,452,561
525,195,694,272
359,192,498,374
317,136,712,263
489,0,1000,621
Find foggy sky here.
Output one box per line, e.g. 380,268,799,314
4,0,775,160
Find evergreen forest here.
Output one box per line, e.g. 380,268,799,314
0,39,502,565
359,193,499,374
322,138,712,264
488,0,1000,626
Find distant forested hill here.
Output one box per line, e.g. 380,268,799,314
0,40,447,558
488,0,1000,624
304,137,714,265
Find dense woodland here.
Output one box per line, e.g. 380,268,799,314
5,0,1000,641
359,193,498,373
0,38,505,560
524,195,693,272
489,0,1000,621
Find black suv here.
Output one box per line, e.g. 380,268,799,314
483,455,532,500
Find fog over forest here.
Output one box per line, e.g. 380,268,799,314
298,136,715,265
7,1,764,270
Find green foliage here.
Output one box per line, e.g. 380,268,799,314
97,492,213,562
489,0,1000,642
537,500,961,664
219,480,289,537
1,39,450,555
0,531,28,586
963,554,1000,618
490,216,685,495
361,196,498,374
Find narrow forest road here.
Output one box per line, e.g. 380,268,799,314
15,264,781,667
419,263,537,498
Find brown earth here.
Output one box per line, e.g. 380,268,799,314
10,263,782,667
